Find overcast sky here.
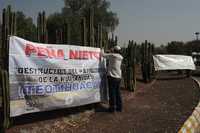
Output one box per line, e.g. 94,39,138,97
1,0,200,46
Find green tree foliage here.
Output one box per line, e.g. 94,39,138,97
47,13,65,43
185,40,200,55
62,0,119,31
154,45,167,54
166,41,185,54
47,0,119,44
16,11,37,41
154,40,200,55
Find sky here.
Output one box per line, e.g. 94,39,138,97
1,0,200,46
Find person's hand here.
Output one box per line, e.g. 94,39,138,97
100,48,104,58
101,48,104,54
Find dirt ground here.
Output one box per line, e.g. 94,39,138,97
3,72,200,133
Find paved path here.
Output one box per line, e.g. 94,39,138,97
6,74,200,133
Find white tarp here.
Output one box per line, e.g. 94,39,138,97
9,36,107,117
153,54,196,71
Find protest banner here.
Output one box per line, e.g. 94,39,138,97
9,36,107,117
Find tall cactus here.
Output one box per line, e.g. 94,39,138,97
63,21,71,45
141,41,147,82
42,11,47,43
37,12,41,42
81,18,87,46
1,8,6,62
97,23,103,48
141,40,153,83
37,11,47,43
126,40,136,91
103,31,109,51
56,29,63,44
1,5,17,130
88,8,95,47
151,44,155,77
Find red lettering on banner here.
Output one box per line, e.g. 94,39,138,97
25,44,37,56
69,50,100,60
48,49,57,58
25,44,99,60
57,49,64,58
38,47,47,57
69,50,79,59
82,51,88,59
24,44,64,59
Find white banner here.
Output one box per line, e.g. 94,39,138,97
9,36,107,117
153,55,196,71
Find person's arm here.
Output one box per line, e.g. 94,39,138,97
101,49,112,59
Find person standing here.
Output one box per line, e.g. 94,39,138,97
101,46,123,112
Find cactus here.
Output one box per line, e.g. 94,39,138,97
81,18,87,46
37,12,41,42
103,31,109,51
2,70,10,128
63,21,71,45
114,36,118,46
88,8,95,47
141,40,154,83
125,40,136,91
97,23,103,48
151,44,155,77
1,6,17,130
56,29,63,44
1,9,6,61
37,11,47,43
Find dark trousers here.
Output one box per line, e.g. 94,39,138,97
107,76,122,112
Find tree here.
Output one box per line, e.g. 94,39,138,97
47,0,119,44
16,11,37,41
47,13,66,43
185,40,200,55
154,45,167,54
62,0,119,31
166,41,185,54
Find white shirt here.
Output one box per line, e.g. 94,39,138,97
102,52,123,79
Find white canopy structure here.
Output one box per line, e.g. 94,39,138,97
153,55,196,71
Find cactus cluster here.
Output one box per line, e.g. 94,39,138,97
1,6,16,69
141,40,154,83
0,6,119,130
1,5,17,130
123,40,137,91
